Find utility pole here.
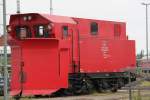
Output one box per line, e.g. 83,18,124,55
2,0,8,100
142,2,150,60
16,0,20,13
50,0,53,15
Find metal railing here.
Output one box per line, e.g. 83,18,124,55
0,49,11,72
0,49,11,99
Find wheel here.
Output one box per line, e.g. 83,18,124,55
95,80,104,93
111,88,118,92
83,78,94,94
72,77,94,95
117,79,125,89
110,84,118,93
96,87,103,93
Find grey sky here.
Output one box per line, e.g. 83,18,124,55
0,0,150,54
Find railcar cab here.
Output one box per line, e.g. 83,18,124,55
8,13,56,40
8,13,76,96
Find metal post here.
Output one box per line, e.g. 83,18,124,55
128,71,132,100
50,0,53,15
2,0,8,99
146,4,149,60
16,0,20,13
142,3,150,60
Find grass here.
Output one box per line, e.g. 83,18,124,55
140,81,150,87
132,90,150,100
133,80,150,100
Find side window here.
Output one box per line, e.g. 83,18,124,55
62,26,68,38
35,25,50,38
16,26,31,39
114,24,121,37
91,22,98,35
35,25,45,37
38,26,45,36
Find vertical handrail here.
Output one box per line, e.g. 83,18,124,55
70,29,76,73
77,29,80,73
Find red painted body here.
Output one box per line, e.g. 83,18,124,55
8,13,136,96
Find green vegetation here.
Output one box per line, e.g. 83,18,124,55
0,57,11,65
132,90,150,100
140,81,150,87
133,90,142,100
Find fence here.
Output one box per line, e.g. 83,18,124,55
0,49,11,77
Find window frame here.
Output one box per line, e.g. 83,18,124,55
34,24,50,38
16,26,31,39
90,22,99,35
38,26,45,36
62,26,69,39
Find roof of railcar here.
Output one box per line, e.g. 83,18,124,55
10,13,125,24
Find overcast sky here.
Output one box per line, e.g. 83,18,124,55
0,0,150,54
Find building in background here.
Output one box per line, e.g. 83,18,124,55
137,56,150,78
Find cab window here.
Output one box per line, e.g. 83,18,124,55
16,26,31,39
38,26,44,36
35,25,50,38
91,22,98,35
62,26,68,38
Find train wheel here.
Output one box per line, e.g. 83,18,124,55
72,77,94,95
111,88,118,92
110,84,118,93
96,86,104,93
85,79,94,94
95,80,104,93
118,79,125,89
